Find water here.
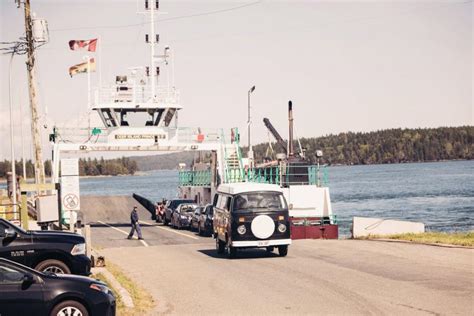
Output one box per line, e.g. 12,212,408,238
329,161,473,236
5,161,472,237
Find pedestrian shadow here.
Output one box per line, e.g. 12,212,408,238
198,248,280,260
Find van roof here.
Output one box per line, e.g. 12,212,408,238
217,183,283,195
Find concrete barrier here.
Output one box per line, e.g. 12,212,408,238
352,216,425,238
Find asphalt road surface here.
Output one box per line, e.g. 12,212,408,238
92,219,474,315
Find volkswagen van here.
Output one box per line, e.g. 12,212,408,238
213,183,291,258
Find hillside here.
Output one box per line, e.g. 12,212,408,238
132,126,473,169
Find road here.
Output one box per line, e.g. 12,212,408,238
91,218,474,315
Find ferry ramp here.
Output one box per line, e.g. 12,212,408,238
80,195,153,223
82,195,210,249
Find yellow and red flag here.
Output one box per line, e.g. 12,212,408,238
68,39,98,52
69,58,96,77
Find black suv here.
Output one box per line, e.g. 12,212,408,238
162,199,194,226
0,218,91,275
0,258,115,316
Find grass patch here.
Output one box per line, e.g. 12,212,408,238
93,263,155,316
361,231,474,247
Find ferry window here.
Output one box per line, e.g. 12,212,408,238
232,193,284,212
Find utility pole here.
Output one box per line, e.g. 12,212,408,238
24,0,46,184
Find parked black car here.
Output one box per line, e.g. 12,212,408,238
190,206,204,231
197,204,214,237
0,218,91,275
0,258,115,316
171,204,197,229
163,199,194,226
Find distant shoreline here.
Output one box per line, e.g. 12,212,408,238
0,160,471,184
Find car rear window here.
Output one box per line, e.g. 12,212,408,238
170,200,194,210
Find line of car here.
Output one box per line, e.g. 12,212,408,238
156,183,292,259
157,199,214,237
0,218,116,316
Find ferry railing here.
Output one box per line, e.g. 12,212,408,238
179,170,212,186
178,164,329,187
171,127,230,145
53,127,109,144
242,164,329,187
94,85,180,105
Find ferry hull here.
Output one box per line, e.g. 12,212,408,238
290,218,338,240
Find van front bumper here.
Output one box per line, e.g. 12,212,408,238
231,239,291,248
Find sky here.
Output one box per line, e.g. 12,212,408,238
0,0,472,160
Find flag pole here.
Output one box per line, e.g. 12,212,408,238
98,36,102,88
83,55,91,137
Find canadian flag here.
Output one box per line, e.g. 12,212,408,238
68,39,98,52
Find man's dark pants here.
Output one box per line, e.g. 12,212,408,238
128,222,143,239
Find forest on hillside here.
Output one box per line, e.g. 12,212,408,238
250,126,473,165
0,157,138,178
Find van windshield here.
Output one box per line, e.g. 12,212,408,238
232,192,285,212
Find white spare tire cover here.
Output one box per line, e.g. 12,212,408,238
251,215,275,239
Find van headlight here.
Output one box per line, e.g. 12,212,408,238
237,225,246,235
278,223,287,233
71,243,86,256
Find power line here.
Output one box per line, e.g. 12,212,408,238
49,1,263,33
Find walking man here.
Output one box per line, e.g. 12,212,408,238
128,206,143,240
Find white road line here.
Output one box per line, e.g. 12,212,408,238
97,221,149,247
139,220,200,240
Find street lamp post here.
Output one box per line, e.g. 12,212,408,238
8,53,17,216
247,85,255,166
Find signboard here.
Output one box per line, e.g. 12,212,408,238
61,158,79,176
60,159,80,211
114,134,166,140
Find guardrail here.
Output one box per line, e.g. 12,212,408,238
0,203,22,222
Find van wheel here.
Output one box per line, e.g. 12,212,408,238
36,259,71,274
216,238,225,254
228,246,237,259
51,300,89,316
278,245,288,257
